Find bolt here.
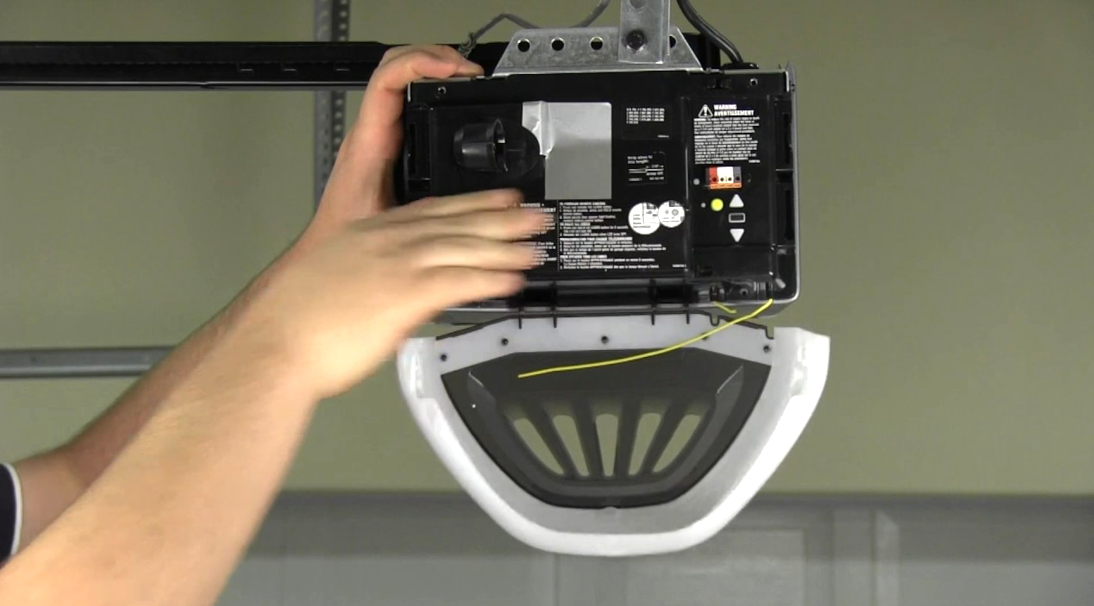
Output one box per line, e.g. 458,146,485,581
625,29,647,51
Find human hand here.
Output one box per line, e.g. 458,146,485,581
297,44,484,251
239,188,546,400
225,45,540,401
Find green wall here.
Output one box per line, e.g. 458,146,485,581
1,0,1092,495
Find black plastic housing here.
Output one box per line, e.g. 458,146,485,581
400,67,799,312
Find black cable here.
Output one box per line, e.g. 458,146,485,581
460,0,612,54
676,0,745,65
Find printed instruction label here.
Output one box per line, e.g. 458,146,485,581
626,153,666,185
625,107,666,125
694,103,761,164
658,201,685,228
628,202,660,235
553,201,683,272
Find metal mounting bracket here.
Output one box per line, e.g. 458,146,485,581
493,0,701,76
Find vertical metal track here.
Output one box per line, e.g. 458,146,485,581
313,0,352,208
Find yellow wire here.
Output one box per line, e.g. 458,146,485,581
516,299,774,379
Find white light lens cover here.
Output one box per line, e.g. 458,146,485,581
397,315,829,556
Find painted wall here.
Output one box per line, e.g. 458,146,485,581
1,0,1092,494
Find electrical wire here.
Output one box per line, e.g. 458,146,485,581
676,0,745,65
516,299,774,379
459,0,612,55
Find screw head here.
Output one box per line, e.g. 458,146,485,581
625,29,647,51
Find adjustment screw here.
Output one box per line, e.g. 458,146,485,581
763,345,772,353
601,336,610,344
501,338,509,346
440,353,448,362
625,29,647,51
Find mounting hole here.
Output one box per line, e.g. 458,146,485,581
590,36,604,51
517,39,531,52
669,35,677,48
551,38,566,51
440,354,448,362
601,336,610,344
501,338,510,346
748,77,759,88
435,85,447,97
763,345,772,353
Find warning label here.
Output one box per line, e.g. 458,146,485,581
694,103,761,164
553,201,684,272
626,153,666,185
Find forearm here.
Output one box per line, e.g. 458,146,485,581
12,243,308,550
0,330,319,606
62,245,307,483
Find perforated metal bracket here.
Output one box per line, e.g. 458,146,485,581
313,0,352,208
617,0,671,65
397,315,830,556
493,0,699,77
493,26,702,77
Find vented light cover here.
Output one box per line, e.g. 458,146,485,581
396,314,829,557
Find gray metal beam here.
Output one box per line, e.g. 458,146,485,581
314,0,353,207
0,347,170,379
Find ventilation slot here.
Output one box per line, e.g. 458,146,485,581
553,415,589,477
596,413,619,477
512,417,564,475
503,397,712,480
654,414,703,472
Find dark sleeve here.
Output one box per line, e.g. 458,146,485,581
0,463,20,562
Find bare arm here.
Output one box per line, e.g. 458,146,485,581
0,45,542,606
0,186,542,606
8,44,486,551
1,334,319,606
12,249,299,549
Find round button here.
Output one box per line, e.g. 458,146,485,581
710,198,725,212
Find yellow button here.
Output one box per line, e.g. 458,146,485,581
711,198,724,211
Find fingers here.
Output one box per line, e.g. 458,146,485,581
377,44,471,69
399,206,548,243
391,189,523,219
314,45,484,223
417,267,527,310
408,237,538,271
352,46,482,162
